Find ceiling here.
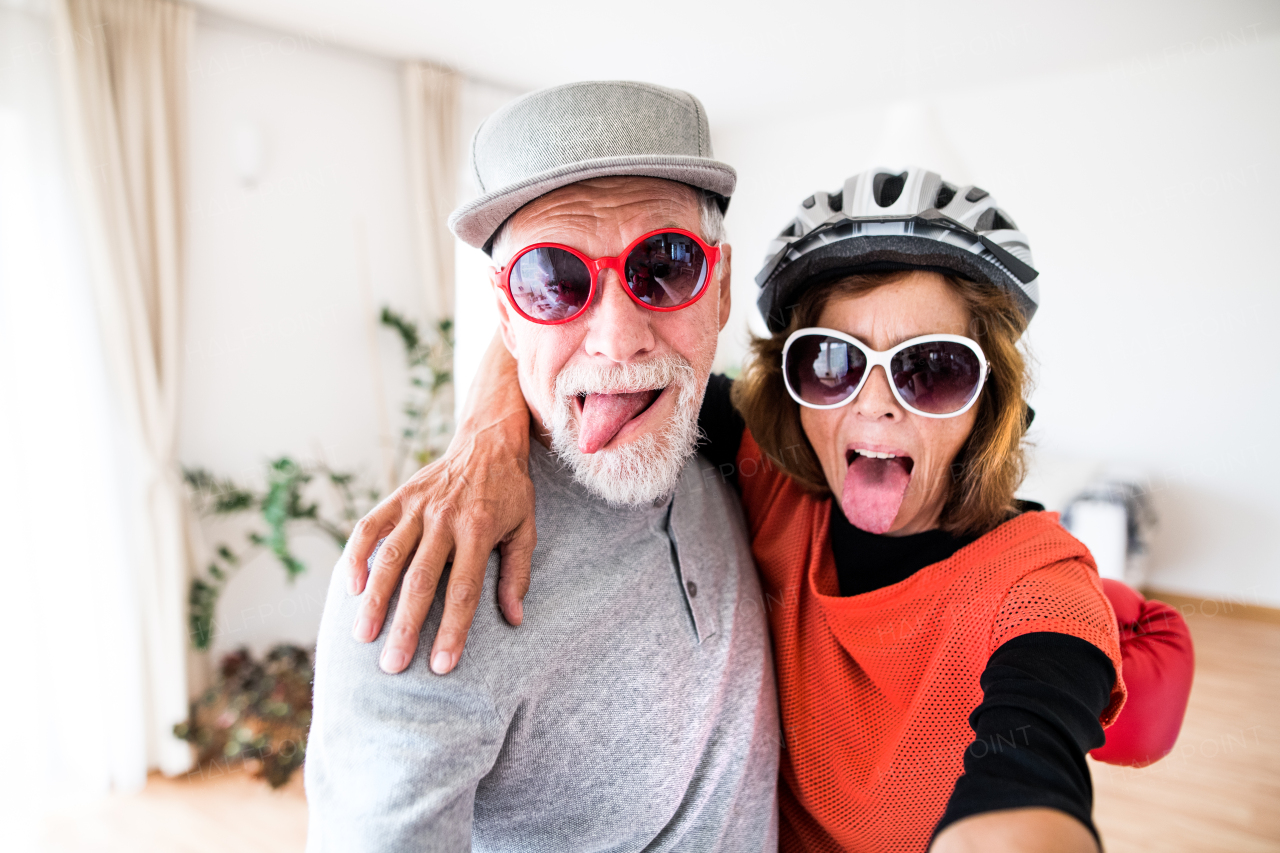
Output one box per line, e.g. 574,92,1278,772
192,0,1279,121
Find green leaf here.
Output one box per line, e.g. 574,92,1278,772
379,306,421,352
189,577,219,650
213,489,255,513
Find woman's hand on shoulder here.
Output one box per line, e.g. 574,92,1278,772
343,332,535,675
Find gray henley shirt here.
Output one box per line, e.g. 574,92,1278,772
305,440,780,852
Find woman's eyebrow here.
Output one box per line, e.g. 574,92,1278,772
830,329,957,351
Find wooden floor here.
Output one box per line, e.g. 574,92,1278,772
22,765,307,853
14,609,1280,852
1090,607,1280,852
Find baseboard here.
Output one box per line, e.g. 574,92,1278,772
1145,588,1280,625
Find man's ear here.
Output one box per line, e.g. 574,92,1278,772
489,269,519,356
716,244,733,332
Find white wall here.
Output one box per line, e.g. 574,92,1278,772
181,13,426,657
452,82,521,420
712,32,1280,605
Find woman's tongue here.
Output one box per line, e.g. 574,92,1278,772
841,454,912,534
577,390,659,454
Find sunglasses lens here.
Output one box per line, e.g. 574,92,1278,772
508,247,592,322
624,232,709,308
786,334,867,406
891,340,983,414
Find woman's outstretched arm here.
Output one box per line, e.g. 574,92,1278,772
930,807,1098,853
931,632,1114,853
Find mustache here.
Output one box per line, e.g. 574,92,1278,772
553,354,697,398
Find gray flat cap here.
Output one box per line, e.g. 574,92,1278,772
448,80,736,253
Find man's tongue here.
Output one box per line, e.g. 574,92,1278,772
578,390,659,454
841,455,912,534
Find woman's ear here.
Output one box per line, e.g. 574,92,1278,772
717,244,733,331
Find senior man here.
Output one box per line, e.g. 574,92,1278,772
305,82,779,852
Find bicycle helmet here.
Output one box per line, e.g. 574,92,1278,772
755,166,1040,332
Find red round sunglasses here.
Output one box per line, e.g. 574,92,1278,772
494,228,721,325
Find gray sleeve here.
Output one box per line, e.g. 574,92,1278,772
305,566,509,853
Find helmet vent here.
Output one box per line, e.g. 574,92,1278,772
827,191,843,213
873,172,907,207
802,195,816,209
934,183,956,209
976,208,1018,232
965,186,989,202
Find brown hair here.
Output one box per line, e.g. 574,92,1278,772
731,271,1032,536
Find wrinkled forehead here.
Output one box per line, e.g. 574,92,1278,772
497,177,702,261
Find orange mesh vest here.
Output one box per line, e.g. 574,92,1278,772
735,432,1126,853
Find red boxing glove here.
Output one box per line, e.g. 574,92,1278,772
1090,578,1195,766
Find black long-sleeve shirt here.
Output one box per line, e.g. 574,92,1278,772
697,373,1113,843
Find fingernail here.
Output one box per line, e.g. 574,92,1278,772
510,600,523,624
430,651,453,675
353,617,374,641
380,649,408,673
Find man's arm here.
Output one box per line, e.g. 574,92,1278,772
345,331,535,674
306,565,509,852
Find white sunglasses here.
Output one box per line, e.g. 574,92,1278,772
781,327,989,418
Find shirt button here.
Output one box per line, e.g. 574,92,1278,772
686,581,698,598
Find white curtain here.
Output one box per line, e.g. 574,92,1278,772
53,0,193,778
0,1,175,832
403,60,460,322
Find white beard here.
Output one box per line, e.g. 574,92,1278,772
546,355,705,507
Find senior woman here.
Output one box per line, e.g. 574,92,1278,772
344,168,1193,852
702,169,1122,852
